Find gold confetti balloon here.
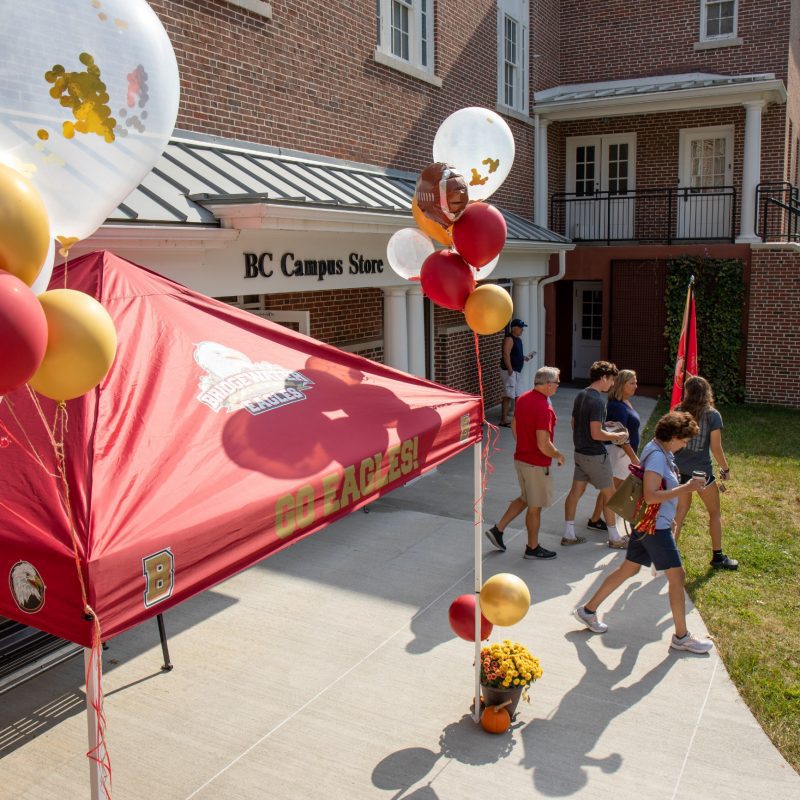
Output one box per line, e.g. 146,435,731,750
0,0,180,244
433,108,515,202
479,573,531,627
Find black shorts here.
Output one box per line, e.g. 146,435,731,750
626,527,682,571
679,472,716,486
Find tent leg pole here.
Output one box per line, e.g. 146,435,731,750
84,647,104,800
473,441,483,724
157,613,173,671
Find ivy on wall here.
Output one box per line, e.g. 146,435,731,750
665,256,745,404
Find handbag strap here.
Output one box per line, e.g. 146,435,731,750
629,445,666,488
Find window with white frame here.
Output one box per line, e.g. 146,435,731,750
497,0,529,113
376,0,434,75
700,0,737,41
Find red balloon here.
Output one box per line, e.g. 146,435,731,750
0,270,48,394
419,250,475,311
452,202,507,268
448,594,493,641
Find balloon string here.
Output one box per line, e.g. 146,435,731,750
85,610,112,798
50,403,112,794
0,394,56,474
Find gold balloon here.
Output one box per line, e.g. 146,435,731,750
29,290,117,402
412,196,453,247
0,163,51,286
464,284,513,335
479,573,531,626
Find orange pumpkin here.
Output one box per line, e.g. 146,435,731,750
480,704,510,734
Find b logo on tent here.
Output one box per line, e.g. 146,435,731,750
142,549,175,608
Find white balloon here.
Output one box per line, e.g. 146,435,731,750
0,0,180,244
473,254,500,281
387,227,436,281
433,108,515,202
30,237,55,295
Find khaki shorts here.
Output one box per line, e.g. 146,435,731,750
609,445,632,480
573,451,614,490
514,461,554,508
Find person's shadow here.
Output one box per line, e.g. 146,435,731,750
519,580,677,796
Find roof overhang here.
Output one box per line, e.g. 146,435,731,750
535,73,787,122
65,224,239,256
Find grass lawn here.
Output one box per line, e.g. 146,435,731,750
640,399,800,772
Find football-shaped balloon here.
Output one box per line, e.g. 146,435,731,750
415,162,469,228
452,202,507,268
419,250,475,311
448,594,493,641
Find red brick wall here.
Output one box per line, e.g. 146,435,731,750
555,0,791,85
262,288,383,351
149,0,534,218
546,107,790,232
432,307,504,410
745,249,800,407
531,0,561,92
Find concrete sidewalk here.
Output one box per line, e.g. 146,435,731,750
1,388,798,799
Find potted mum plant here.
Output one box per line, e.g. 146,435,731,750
480,639,542,718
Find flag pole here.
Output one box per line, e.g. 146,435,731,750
681,274,695,403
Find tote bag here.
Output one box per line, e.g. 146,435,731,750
607,451,663,532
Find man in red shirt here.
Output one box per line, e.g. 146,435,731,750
485,366,565,559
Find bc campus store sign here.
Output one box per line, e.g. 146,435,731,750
244,251,384,282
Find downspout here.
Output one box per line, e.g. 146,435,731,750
536,249,567,368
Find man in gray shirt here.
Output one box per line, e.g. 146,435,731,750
562,361,628,547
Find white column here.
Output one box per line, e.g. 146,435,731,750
512,278,533,386
738,100,764,243
383,286,409,372
406,284,426,378
535,117,550,228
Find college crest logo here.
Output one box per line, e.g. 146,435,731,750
194,341,314,416
9,561,46,613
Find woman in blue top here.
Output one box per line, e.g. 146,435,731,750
573,411,713,654
589,370,641,537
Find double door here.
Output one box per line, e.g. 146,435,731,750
566,134,636,241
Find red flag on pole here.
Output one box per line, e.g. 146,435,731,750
670,277,698,409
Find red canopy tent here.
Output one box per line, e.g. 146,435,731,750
0,251,485,796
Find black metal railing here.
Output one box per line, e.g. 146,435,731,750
755,182,800,242
550,186,737,245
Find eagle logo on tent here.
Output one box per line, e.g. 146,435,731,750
194,341,314,416
9,561,46,613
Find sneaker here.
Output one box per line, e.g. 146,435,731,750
560,536,587,546
607,537,629,549
587,518,608,532
573,605,608,634
484,526,506,551
524,545,557,560
711,554,738,570
670,632,713,654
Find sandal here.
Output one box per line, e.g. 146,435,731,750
607,537,629,549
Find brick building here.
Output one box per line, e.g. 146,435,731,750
531,0,800,406
67,0,571,414
71,0,800,408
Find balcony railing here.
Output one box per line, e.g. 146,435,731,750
756,182,800,242
550,186,737,245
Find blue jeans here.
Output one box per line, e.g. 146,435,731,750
626,527,682,570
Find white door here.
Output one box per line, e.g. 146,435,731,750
566,135,636,240
572,281,602,379
678,126,734,239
